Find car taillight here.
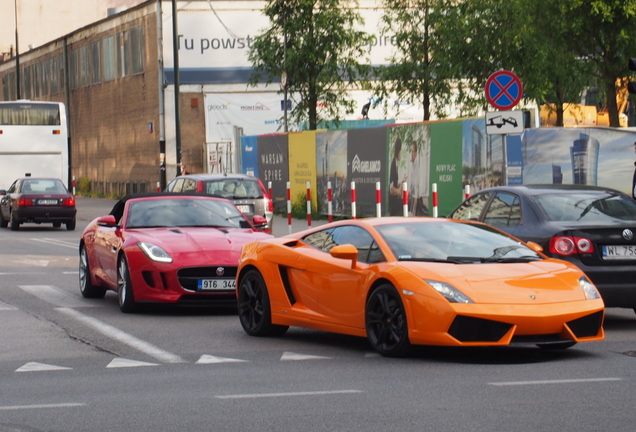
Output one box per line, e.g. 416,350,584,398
18,198,33,206
62,197,75,207
196,181,204,193
549,235,595,256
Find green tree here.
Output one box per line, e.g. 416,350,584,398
564,0,636,127
247,0,372,130
376,0,453,121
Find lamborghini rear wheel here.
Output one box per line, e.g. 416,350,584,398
366,284,411,357
237,269,288,337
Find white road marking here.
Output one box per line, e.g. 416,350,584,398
16,362,72,372
196,354,249,364
280,351,332,361
20,285,90,308
32,238,78,249
489,377,622,386
0,403,85,411
215,389,363,400
107,358,159,368
13,258,50,267
57,307,185,364
0,300,18,311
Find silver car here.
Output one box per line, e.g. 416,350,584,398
166,173,274,234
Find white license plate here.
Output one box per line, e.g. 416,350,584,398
236,205,250,213
601,245,636,260
38,199,58,205
197,278,236,290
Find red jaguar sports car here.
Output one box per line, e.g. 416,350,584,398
79,193,273,312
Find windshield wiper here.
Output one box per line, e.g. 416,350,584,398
447,256,540,263
398,257,463,264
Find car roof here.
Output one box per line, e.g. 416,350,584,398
173,173,258,181
474,184,625,196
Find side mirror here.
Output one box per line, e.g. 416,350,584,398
252,215,268,229
525,241,543,253
97,215,118,227
330,244,358,269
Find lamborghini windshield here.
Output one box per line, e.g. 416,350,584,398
375,221,542,263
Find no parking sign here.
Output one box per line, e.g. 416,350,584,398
485,70,523,110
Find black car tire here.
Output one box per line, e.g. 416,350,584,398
365,284,412,357
9,212,19,231
237,269,288,337
117,256,139,313
79,245,106,298
66,218,76,231
0,214,7,228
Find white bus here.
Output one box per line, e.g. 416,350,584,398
0,101,69,190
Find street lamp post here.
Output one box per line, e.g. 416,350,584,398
14,0,21,99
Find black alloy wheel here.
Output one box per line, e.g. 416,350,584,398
365,284,412,357
237,269,288,337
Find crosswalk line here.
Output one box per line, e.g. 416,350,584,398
196,354,249,364
16,362,72,372
281,351,332,361
107,358,159,368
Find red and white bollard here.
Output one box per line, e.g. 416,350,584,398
156,181,161,192
464,184,470,199
268,181,272,201
432,183,439,218
286,181,292,234
327,181,333,223
375,181,382,218
351,181,357,219
306,181,312,227
72,176,76,196
402,182,408,217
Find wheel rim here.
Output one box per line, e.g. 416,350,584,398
118,259,128,306
366,289,407,352
79,248,89,292
238,274,264,331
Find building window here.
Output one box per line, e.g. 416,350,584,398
130,26,145,75
90,41,101,84
103,35,115,82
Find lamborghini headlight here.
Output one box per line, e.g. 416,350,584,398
579,276,600,300
425,279,473,303
138,242,173,263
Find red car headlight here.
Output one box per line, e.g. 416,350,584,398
138,242,173,263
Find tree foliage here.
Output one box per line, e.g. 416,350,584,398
247,0,372,130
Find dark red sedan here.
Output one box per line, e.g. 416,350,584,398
79,193,273,313
0,177,76,231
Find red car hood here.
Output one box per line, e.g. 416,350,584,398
399,259,588,304
130,227,272,264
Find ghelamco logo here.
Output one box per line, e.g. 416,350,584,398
207,103,229,111
241,102,270,111
351,154,381,173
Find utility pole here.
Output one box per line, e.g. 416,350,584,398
14,0,21,99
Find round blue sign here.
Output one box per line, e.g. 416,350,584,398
485,71,523,110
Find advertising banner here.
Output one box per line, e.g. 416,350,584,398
347,127,387,217
257,134,289,213
431,121,463,216
289,131,318,214
316,130,349,216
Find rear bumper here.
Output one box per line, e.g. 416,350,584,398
14,207,76,223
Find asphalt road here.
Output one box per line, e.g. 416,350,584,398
0,197,635,432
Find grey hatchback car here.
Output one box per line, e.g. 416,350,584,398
166,173,274,234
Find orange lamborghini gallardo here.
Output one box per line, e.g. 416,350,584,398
236,217,604,357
